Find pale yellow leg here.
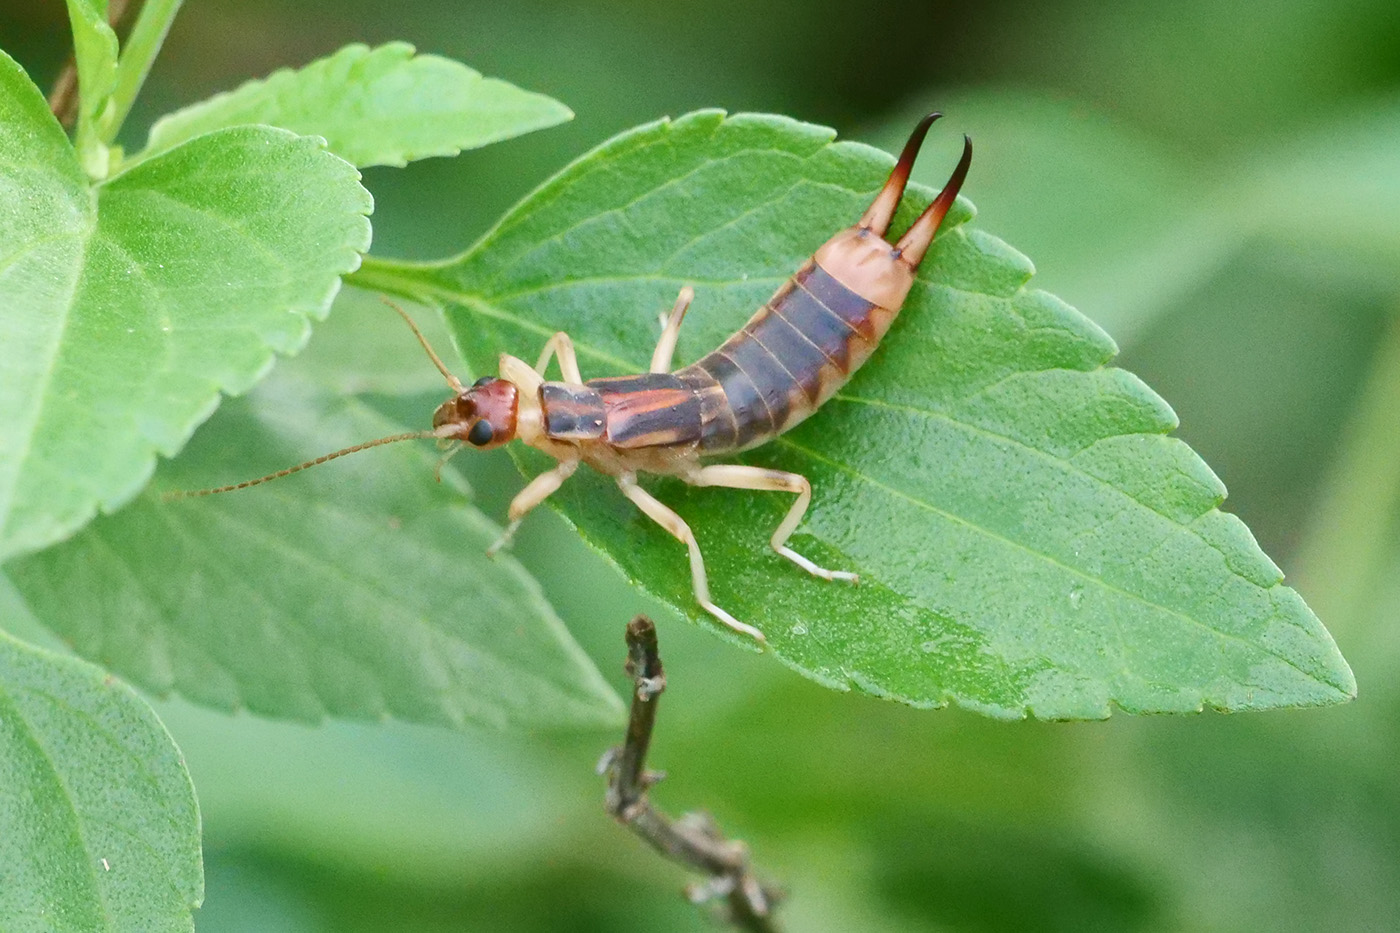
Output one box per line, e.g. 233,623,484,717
535,332,583,383
616,473,766,643
649,286,694,373
488,459,579,556
433,441,462,483
691,465,858,583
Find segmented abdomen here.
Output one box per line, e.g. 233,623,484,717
676,260,896,453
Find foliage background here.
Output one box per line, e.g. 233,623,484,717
4,0,1398,929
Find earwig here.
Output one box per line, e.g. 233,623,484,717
174,114,971,644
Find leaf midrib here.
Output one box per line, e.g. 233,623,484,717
0,222,94,551
830,389,1225,539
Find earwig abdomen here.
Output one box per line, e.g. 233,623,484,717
667,117,972,457
532,119,970,460
500,114,971,640
678,250,899,454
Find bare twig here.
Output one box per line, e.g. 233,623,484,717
601,616,784,932
46,63,79,128
48,0,135,127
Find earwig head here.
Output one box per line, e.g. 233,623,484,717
163,304,510,502
433,376,519,450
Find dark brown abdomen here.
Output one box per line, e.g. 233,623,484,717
676,260,891,453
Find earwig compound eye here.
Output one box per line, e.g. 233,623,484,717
467,420,494,446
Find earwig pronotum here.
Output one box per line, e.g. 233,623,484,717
173,114,971,643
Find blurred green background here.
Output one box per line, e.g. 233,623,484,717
5,0,1400,929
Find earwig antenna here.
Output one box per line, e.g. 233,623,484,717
381,297,464,392
166,300,468,502
161,430,439,501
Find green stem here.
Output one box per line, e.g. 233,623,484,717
101,0,184,146
1294,308,1400,635
345,255,452,304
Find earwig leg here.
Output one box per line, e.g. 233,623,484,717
433,441,462,483
649,286,694,373
690,465,858,584
616,473,766,643
534,331,583,384
487,459,579,556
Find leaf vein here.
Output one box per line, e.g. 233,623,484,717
0,677,113,929
832,391,1236,557
489,146,809,287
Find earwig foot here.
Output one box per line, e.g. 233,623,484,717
486,519,523,558
703,600,767,644
776,546,859,584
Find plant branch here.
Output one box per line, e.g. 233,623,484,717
103,0,184,144
46,60,80,129
600,616,783,932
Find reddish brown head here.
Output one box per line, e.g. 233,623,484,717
433,376,519,449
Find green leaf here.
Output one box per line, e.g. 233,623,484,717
0,50,372,562
357,110,1355,719
0,629,202,931
6,348,623,730
63,0,120,175
142,42,573,169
